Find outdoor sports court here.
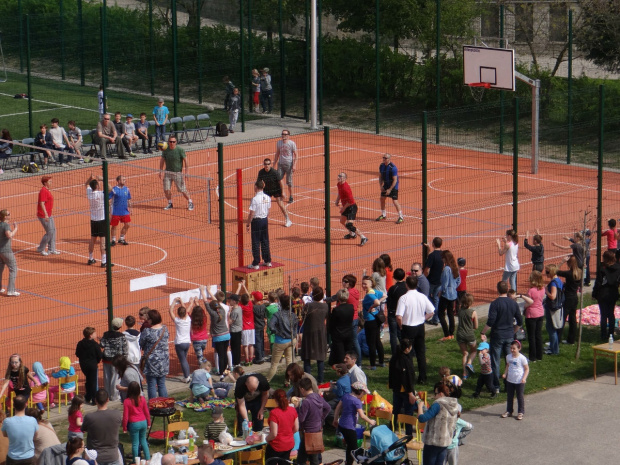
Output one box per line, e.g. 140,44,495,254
1,128,615,375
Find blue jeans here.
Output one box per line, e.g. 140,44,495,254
502,270,518,291
304,359,325,383
128,420,150,460
192,340,207,364
146,375,168,399
175,343,190,378
545,308,561,354
391,391,414,435
428,283,441,323
352,319,362,366
154,124,165,146
254,326,265,361
387,314,401,355
490,336,513,391
423,444,448,465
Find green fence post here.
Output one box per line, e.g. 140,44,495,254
305,0,310,122
375,0,380,134
78,0,85,86
197,0,203,104
279,0,285,118
19,0,24,73
318,0,323,125
60,0,66,80
102,0,108,88
513,97,519,231
26,15,33,138
435,0,441,144
172,0,179,116
499,5,505,153
239,0,245,131
422,112,428,263
218,143,227,293
596,85,604,268
103,161,114,329
248,0,253,111
149,0,155,96
324,126,331,297
567,10,573,164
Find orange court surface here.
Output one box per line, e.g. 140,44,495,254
0,129,614,374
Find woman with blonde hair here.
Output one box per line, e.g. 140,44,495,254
361,276,387,370
497,229,520,291
519,270,545,361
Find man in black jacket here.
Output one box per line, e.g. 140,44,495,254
386,268,408,355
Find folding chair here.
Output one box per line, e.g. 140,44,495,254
164,117,184,141
19,137,43,168
196,114,216,143
57,374,79,413
396,414,424,464
29,384,50,419
180,115,199,144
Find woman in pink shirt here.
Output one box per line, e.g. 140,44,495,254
190,297,209,364
519,271,545,362
122,381,151,461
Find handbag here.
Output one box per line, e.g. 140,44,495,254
140,328,165,372
304,431,325,454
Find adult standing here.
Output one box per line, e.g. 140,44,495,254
1,396,38,465
168,297,191,382
523,230,544,271
259,68,273,114
274,129,297,203
593,250,620,342
342,275,362,365
556,256,582,345
235,373,271,433
256,158,291,227
437,250,461,342
0,210,19,296
246,180,272,270
519,271,545,362
109,175,132,246
81,389,123,465
159,136,194,211
335,172,368,247
361,276,386,371
543,264,564,356
139,309,170,399
301,287,329,383
328,289,355,366
264,389,299,462
423,237,444,325
480,281,522,394
295,377,330,465
497,229,520,291
386,268,408,355
95,113,125,160
36,176,59,256
388,339,416,435
25,408,60,464
85,174,111,267
266,295,299,381
376,153,404,224
396,275,435,384
100,317,128,402
411,263,430,298
152,97,169,149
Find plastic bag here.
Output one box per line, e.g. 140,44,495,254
187,427,197,438
150,452,163,465
219,428,233,445
369,391,393,416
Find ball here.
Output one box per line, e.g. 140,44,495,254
449,375,463,387
158,141,168,151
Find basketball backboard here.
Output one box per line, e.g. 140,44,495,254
463,45,515,91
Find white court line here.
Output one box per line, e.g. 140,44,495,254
0,92,99,114
0,107,71,118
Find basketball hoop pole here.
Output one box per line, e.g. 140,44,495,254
515,71,540,174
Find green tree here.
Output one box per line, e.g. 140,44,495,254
575,0,620,72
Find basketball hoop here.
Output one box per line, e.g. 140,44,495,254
468,82,491,102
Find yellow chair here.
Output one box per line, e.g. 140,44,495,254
29,384,50,419
363,408,393,446
417,391,429,409
0,395,5,416
58,374,79,413
223,459,234,465
362,394,374,416
238,447,265,465
167,420,190,451
396,414,425,464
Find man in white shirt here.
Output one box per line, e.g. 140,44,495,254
49,117,75,165
246,180,272,270
274,129,298,204
344,351,366,385
396,275,434,384
85,174,112,267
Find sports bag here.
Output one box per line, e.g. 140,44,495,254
215,122,228,137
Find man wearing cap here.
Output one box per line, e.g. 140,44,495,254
36,175,60,256
246,180,272,270
376,153,404,224
110,175,132,247
274,129,298,204
95,113,125,160
82,389,123,465
395,275,435,384
235,373,270,434
153,97,170,149
123,114,138,157
100,318,129,402
252,291,267,363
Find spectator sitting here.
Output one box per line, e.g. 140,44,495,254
25,407,60,464
321,364,350,405
0,129,12,159
34,124,55,167
123,114,138,157
135,113,153,154
49,117,75,166
203,405,226,441
95,113,126,160
67,120,85,163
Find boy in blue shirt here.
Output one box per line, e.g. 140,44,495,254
152,97,170,149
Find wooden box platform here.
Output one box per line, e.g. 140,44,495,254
231,262,284,295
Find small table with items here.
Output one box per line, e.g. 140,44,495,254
593,341,620,385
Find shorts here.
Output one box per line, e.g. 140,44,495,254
278,163,293,187
110,215,131,226
90,219,106,237
381,188,399,200
341,204,358,222
265,189,283,199
456,336,477,346
163,171,187,193
242,329,256,346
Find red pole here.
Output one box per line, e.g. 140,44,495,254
236,169,244,268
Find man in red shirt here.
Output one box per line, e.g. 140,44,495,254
335,172,367,246
36,175,60,256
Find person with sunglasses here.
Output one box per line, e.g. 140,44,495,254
159,137,194,211
410,262,430,297
95,113,125,160
256,157,292,227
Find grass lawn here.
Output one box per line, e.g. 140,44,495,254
51,294,609,457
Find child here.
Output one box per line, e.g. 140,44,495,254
584,229,592,286
75,326,102,405
223,76,235,111
123,114,138,157
190,361,214,402
523,230,544,272
296,377,331,465
322,364,350,407
67,395,85,439
122,381,151,462
601,218,619,252
251,69,261,113
31,362,56,411
67,121,84,162
332,382,376,465
205,288,233,375
439,366,462,388
252,291,266,364
228,294,243,367
291,287,304,350
456,258,467,308
445,405,473,465
199,444,225,465
237,280,255,366
204,405,227,440
265,291,280,350
259,68,273,114
300,282,312,305
472,342,495,399
124,315,141,370
135,112,153,154
51,356,76,399
501,340,529,420
455,293,478,380
228,87,241,134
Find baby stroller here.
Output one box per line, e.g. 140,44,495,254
353,425,414,465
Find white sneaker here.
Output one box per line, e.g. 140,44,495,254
40,251,49,256
261,262,272,267
0,289,5,293
49,250,61,255
7,291,20,297
247,264,260,270
285,218,292,227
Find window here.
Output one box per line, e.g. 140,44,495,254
549,4,567,42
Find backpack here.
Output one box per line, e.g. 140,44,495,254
22,162,39,173
550,278,565,311
215,122,228,137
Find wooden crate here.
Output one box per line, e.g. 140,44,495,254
231,263,284,295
